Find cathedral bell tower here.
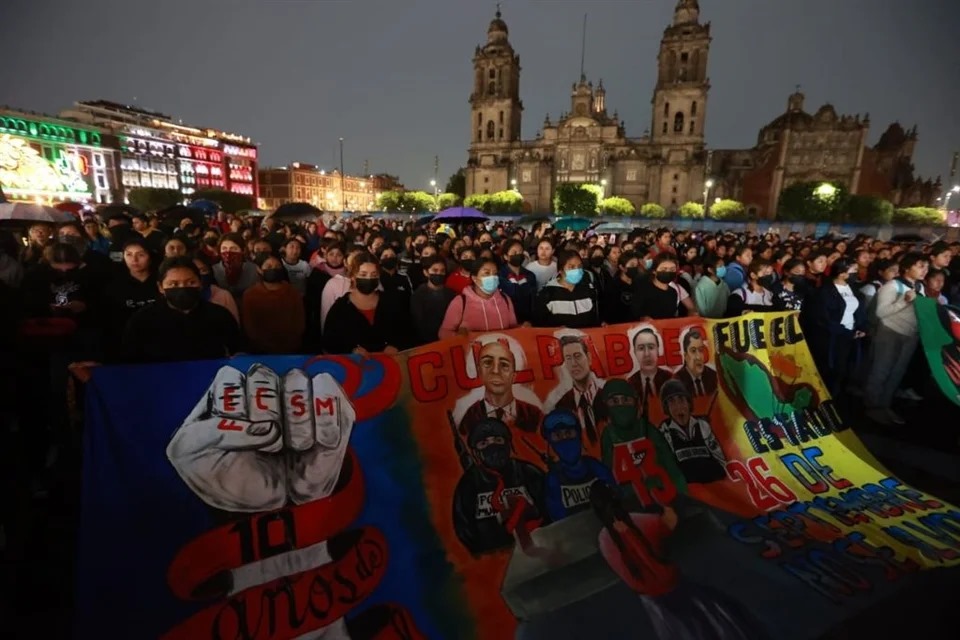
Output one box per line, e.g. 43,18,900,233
467,7,523,196
651,0,711,144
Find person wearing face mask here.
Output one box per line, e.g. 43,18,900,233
808,257,866,397
212,233,259,306
631,254,699,321
693,253,730,319
446,247,477,294
410,256,456,345
772,258,806,312
541,409,615,522
439,257,518,338
132,212,167,259
602,252,640,324
323,253,412,355
727,260,775,316
451,417,549,555
57,220,113,284
400,232,428,280
197,231,220,265
498,240,537,325
319,245,366,332
121,257,239,363
587,246,614,299
535,250,600,329
377,246,412,305
241,256,305,354
193,257,239,325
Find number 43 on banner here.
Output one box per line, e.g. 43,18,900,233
727,456,798,511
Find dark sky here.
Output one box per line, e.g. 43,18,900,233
2,0,958,191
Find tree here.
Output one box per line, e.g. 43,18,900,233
777,181,850,222
401,191,437,213
893,207,946,226
554,183,600,215
678,201,705,218
445,168,466,200
463,193,490,212
191,189,254,213
128,187,183,212
598,197,636,216
488,190,523,214
710,199,747,220
845,195,894,225
639,203,666,219
376,190,404,212
436,192,461,210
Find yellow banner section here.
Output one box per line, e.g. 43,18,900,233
401,312,960,635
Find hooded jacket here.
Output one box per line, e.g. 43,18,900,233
438,285,518,339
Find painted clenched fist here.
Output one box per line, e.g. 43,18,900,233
167,364,356,513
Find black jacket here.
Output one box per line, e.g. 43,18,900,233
410,284,456,345
534,280,600,329
121,300,240,363
813,283,867,335
323,291,414,354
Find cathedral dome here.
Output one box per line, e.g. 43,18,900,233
487,8,509,42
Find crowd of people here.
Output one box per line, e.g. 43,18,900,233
0,205,957,479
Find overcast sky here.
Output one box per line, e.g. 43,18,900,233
2,0,957,190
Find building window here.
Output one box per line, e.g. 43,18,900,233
672,186,678,194
96,175,106,189
477,129,482,141
626,169,637,181
691,101,698,116
689,120,696,134
489,68,496,79
94,153,105,168
483,188,489,194
664,102,670,118
671,197,677,205
477,112,482,127
662,122,668,135
499,110,504,124
487,121,495,140
674,112,684,132
673,173,679,180
498,129,503,139
680,52,689,63
488,81,496,95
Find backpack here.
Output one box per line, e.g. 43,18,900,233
866,279,912,334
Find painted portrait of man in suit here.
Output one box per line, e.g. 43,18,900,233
626,326,672,410
674,328,718,398
456,337,545,462
544,334,605,453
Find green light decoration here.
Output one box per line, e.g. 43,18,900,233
0,115,101,147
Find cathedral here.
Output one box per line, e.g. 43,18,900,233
465,0,711,213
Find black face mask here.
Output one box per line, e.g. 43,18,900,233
655,271,676,284
262,268,285,283
626,266,640,279
508,254,525,267
253,251,272,266
165,286,201,311
355,277,379,295
589,256,605,269
788,275,806,287
380,257,398,271
413,243,425,255
460,259,476,272
758,274,776,288
428,273,446,286
479,443,509,469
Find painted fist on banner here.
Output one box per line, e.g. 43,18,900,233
167,364,356,513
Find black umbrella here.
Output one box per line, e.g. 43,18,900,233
97,203,142,222
272,202,323,222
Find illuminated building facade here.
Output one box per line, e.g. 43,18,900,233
258,163,378,212
0,108,121,204
59,100,258,201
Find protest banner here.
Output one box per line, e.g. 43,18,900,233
916,298,960,407
77,312,960,639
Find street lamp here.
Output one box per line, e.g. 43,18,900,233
511,178,518,189
703,178,715,215
339,137,345,213
430,179,439,210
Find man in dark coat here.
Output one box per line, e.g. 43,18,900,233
673,327,719,398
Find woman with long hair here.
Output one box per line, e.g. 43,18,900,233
590,483,762,640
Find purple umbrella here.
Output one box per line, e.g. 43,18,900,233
433,206,488,222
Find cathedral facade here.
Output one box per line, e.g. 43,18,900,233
465,1,710,213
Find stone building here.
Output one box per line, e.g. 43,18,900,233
258,163,378,212
465,1,711,213
709,90,940,218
